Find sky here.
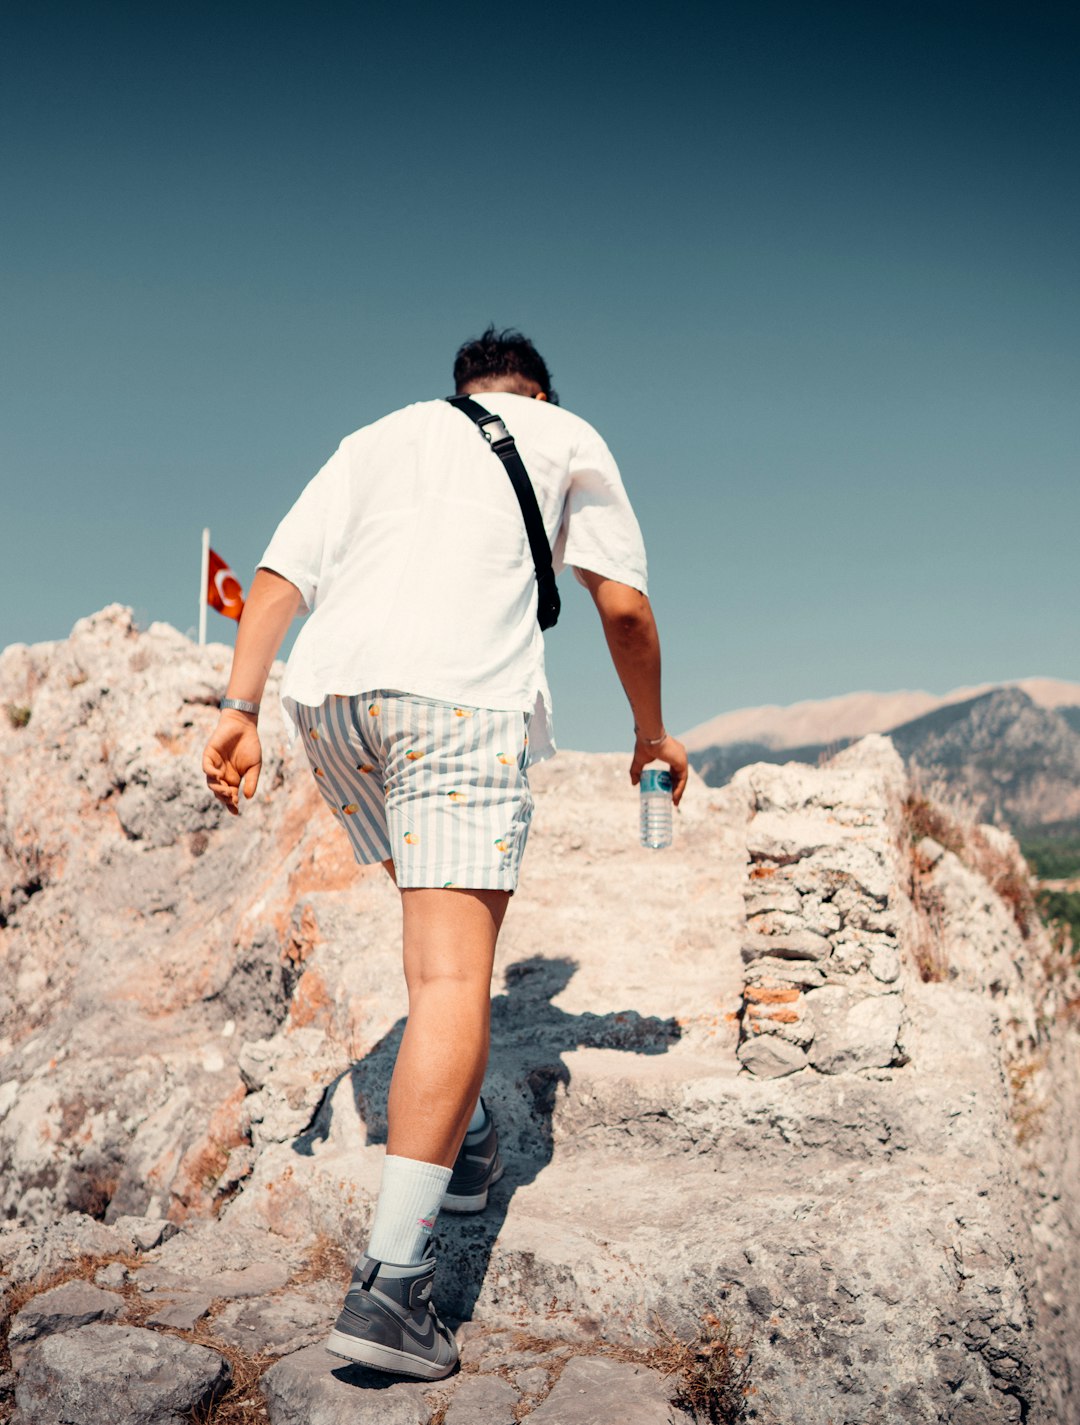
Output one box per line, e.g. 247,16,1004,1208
2,1,1077,750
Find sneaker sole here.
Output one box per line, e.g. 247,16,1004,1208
441,1159,505,1214
325,1329,458,1380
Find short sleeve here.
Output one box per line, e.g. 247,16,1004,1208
555,429,648,596
257,452,340,613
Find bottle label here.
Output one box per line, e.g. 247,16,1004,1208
640,769,673,794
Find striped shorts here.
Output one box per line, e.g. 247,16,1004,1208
295,691,533,891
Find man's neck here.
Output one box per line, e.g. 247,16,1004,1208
459,381,547,402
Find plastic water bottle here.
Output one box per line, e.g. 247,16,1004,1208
639,767,673,849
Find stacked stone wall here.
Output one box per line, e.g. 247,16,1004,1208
733,735,915,1078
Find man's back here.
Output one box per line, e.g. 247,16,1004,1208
259,392,646,756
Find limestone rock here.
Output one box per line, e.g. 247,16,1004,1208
527,1356,681,1424
443,1373,520,1425
112,1215,178,1252
200,1260,291,1297
8,1281,124,1366
2,613,1078,1424
807,986,903,1074
0,1214,131,1292
514,1365,552,1396
143,1292,213,1330
916,835,946,869
93,1262,128,1288
741,928,831,962
736,1033,808,1078
868,943,901,983
211,1290,327,1353
260,1343,434,1424
742,957,827,988
239,1028,349,1149
14,1323,230,1425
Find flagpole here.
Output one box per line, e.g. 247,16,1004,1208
199,528,210,647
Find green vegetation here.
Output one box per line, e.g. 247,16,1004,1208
1021,833,1080,881
3,703,31,729
1036,889,1080,954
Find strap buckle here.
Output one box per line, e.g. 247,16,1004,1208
477,414,511,447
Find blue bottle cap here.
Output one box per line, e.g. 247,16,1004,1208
639,768,673,793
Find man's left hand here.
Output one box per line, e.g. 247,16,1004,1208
630,734,689,806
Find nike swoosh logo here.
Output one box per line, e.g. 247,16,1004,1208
388,1302,437,1350
345,1293,438,1352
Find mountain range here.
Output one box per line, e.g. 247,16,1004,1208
684,680,1080,832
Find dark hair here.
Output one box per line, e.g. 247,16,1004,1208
453,325,558,404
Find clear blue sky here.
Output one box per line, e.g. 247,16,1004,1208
2,1,1077,749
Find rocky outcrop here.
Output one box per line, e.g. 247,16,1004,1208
14,1324,231,1424
2,608,1079,1423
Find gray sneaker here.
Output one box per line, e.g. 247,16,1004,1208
442,1099,504,1213
325,1247,458,1380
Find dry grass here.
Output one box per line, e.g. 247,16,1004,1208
425,1395,452,1425
901,791,1040,980
902,793,967,859
288,1232,350,1289
642,1311,754,1423
1006,1052,1049,1146
187,1340,276,1425
910,892,950,984
903,792,960,982
503,1310,754,1424
964,828,1039,940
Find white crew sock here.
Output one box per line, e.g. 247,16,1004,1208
366,1155,453,1267
465,1098,487,1138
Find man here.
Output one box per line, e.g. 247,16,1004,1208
202,327,687,1380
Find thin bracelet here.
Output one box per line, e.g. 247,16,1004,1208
635,726,667,746
221,697,260,715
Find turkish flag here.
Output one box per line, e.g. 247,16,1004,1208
207,549,245,621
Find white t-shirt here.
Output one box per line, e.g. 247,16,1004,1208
258,391,648,762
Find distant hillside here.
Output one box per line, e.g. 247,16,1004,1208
681,677,1080,753
690,687,1080,831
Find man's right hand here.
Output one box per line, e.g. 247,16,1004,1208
630,733,688,807
202,711,262,815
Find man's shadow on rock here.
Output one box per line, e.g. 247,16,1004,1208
293,955,681,1325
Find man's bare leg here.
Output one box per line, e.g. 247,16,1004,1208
387,886,509,1168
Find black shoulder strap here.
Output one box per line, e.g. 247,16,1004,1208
445,395,561,630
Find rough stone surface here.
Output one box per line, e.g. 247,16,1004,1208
527,1356,680,1424
8,1280,124,1367
14,1323,231,1425
735,1033,808,1077
112,1214,178,1252
514,1365,552,1397
806,985,904,1074
260,1343,435,1424
1,611,1079,1424
443,1373,520,1425
211,1290,326,1353
93,1262,128,1288
143,1291,213,1330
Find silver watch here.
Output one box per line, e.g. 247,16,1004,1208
220,697,260,715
